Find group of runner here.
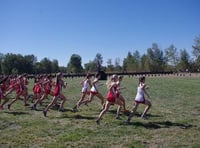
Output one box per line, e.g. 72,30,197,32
0,72,152,124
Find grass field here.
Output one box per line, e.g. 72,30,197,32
0,76,200,147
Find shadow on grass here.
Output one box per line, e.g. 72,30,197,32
31,105,74,112
108,109,130,116
57,114,96,120
126,121,193,129
5,111,30,116
108,109,162,118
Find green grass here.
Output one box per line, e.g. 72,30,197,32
0,77,200,147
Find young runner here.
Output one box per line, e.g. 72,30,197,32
32,75,54,110
0,76,9,110
96,75,123,125
126,76,152,124
116,76,129,113
7,75,29,110
43,73,67,117
78,72,105,110
73,73,92,111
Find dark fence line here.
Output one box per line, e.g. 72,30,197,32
62,71,175,80
2,71,199,80
60,71,200,79
66,71,173,76
24,71,173,79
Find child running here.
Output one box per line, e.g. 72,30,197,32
22,74,29,106
43,72,67,117
0,76,9,110
126,76,152,124
96,75,123,125
7,75,29,110
77,72,105,110
116,76,129,113
32,75,54,110
31,76,45,110
73,73,92,111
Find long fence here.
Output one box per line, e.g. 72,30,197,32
2,71,199,80
61,71,200,79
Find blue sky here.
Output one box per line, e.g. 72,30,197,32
0,0,200,66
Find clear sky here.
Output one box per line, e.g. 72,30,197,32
0,0,200,66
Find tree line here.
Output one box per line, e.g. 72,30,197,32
1,35,200,75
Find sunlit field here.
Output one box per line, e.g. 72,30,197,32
0,76,200,147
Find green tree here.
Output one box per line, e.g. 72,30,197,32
94,53,103,71
132,50,140,71
67,54,83,73
94,53,103,65
23,54,37,74
165,44,179,71
0,53,4,74
84,53,104,72
192,35,200,59
192,35,200,71
123,52,134,72
40,58,52,73
51,59,59,73
123,51,141,72
147,43,166,72
84,61,96,72
34,62,42,74
1,53,37,74
114,57,122,72
106,58,114,72
140,54,150,72
59,66,67,73
1,53,23,74
177,49,191,72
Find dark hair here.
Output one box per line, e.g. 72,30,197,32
34,76,39,83
118,75,123,80
86,73,92,79
95,72,101,78
56,72,62,77
138,76,145,85
47,74,52,79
